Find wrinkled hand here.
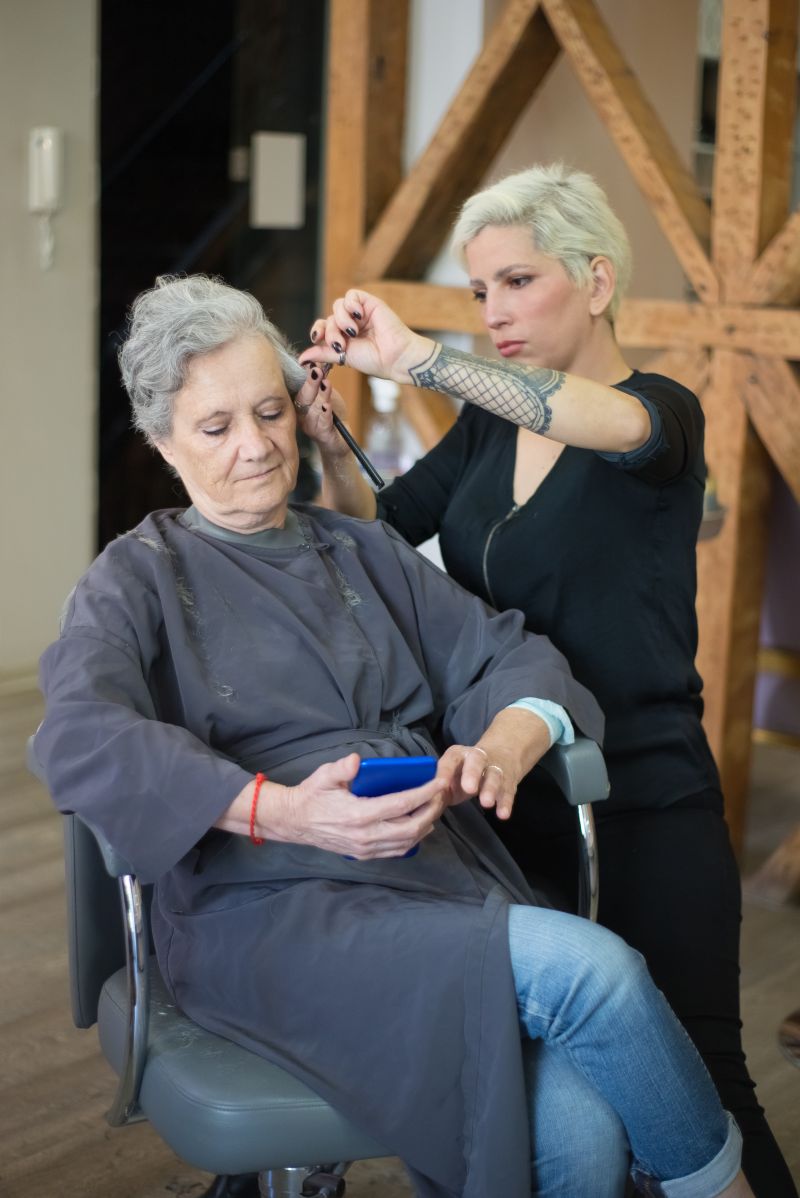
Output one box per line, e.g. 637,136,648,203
279,753,447,859
437,710,553,821
292,364,350,458
299,289,436,385
436,744,520,821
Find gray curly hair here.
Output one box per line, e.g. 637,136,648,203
118,274,307,443
451,163,632,322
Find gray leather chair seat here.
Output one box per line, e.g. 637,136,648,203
98,967,387,1174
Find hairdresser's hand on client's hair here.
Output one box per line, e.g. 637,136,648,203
301,289,437,385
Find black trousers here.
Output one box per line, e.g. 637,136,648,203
492,781,798,1198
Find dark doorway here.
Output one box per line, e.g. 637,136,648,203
98,1,325,549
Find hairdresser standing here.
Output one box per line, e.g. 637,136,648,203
298,164,796,1197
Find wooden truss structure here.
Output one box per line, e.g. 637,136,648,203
322,0,800,854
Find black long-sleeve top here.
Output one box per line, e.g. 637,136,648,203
378,370,721,813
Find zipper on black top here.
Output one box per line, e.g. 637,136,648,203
482,503,519,608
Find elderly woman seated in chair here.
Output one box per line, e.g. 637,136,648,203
36,275,753,1198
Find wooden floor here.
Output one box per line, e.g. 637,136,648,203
1,688,797,1197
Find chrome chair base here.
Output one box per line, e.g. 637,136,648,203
258,1164,348,1197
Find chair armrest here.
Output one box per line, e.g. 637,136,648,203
537,737,609,808
538,738,608,922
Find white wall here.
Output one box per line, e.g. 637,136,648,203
0,0,97,684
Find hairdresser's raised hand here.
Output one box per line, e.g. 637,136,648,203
301,289,437,385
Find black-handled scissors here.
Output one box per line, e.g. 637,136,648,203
318,361,386,491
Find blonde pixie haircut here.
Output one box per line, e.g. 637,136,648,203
451,163,632,322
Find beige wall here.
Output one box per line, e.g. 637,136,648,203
0,0,97,683
481,0,699,306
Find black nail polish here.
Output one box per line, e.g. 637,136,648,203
331,340,343,354
352,309,363,320
311,369,319,381
321,405,328,413
345,326,357,337
320,382,327,392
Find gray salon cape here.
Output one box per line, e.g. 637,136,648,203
37,505,603,1198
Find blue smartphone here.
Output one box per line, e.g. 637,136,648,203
350,755,437,797
349,755,437,859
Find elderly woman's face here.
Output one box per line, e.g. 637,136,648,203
466,223,598,374
156,335,299,533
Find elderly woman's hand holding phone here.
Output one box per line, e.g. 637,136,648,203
217,704,552,859
216,751,446,861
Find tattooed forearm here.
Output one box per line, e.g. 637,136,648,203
408,344,564,434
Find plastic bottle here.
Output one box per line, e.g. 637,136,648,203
365,377,416,480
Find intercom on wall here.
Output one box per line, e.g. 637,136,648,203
28,126,63,269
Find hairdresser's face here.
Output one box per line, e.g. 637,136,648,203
156,335,299,533
466,224,594,374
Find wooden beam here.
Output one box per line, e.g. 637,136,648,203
616,298,800,357
357,0,561,281
323,0,369,303
362,281,800,359
640,348,710,397
695,351,773,855
322,1,410,435
740,355,800,501
398,386,458,452
743,208,800,307
322,0,371,436
712,0,799,300
362,279,484,333
540,0,719,303
364,2,410,232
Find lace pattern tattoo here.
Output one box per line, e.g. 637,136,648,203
408,344,564,434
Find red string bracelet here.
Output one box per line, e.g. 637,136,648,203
249,772,266,845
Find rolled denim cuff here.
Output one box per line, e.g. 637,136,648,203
633,1112,742,1198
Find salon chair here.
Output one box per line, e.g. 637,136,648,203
29,736,608,1198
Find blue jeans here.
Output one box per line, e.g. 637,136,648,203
508,906,743,1197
